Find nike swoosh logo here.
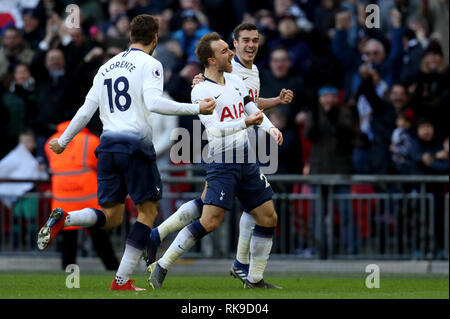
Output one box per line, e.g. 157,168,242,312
214,94,221,99
178,244,184,250
242,77,248,80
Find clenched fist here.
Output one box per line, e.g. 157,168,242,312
199,97,216,114
279,88,294,104
245,110,264,127
49,138,65,154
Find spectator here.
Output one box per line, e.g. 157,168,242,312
63,27,95,76
152,12,183,83
99,0,128,36
259,46,312,129
170,0,210,32
1,63,37,156
34,48,75,158
304,86,355,175
45,121,119,270
399,28,425,86
313,0,341,34
388,83,411,114
379,0,422,37
171,9,211,65
433,135,449,172
268,15,312,79
104,12,130,49
166,60,203,163
353,62,397,174
0,26,35,82
304,86,356,255
409,119,447,174
332,9,404,98
21,7,46,50
410,39,449,140
419,0,449,63
127,0,169,18
0,130,48,250
274,0,313,31
266,108,302,174
390,108,416,174
253,9,278,68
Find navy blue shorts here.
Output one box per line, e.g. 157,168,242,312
97,152,162,205
203,162,274,212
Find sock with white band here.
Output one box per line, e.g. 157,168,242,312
247,225,274,284
235,211,256,264
64,208,106,228
158,220,207,271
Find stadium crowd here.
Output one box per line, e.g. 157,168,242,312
0,0,448,176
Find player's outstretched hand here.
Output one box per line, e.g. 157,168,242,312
245,111,264,127
49,138,65,154
199,98,216,114
269,127,284,146
279,89,293,104
191,73,205,88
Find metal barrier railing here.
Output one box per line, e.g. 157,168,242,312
0,174,448,260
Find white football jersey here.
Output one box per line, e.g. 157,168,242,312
86,48,163,145
192,73,250,162
231,55,260,105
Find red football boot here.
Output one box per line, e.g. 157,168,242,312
110,278,146,291
37,208,67,250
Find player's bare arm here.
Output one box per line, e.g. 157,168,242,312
258,88,294,110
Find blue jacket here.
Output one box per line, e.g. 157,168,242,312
332,28,404,97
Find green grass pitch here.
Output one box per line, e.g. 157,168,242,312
0,272,448,299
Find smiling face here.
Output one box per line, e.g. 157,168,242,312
233,29,259,65
13,64,31,85
210,39,234,73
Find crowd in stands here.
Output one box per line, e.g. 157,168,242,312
0,0,448,176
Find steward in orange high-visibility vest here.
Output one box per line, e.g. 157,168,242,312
45,121,100,230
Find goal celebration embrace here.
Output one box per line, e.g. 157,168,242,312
1,0,448,304
37,14,290,291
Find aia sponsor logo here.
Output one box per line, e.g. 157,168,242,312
220,102,245,121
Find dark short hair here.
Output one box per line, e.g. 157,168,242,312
130,14,159,46
416,118,434,127
195,32,221,67
233,23,258,41
270,45,289,58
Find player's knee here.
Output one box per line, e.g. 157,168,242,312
103,211,123,229
269,211,278,227
200,217,220,232
259,210,277,227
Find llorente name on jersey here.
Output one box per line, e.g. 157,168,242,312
100,60,136,76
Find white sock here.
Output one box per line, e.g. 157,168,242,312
157,200,201,241
235,212,256,264
247,234,273,283
115,244,142,285
158,226,197,270
64,208,97,227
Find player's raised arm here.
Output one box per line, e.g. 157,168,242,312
257,88,294,110
53,98,99,153
142,59,214,115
